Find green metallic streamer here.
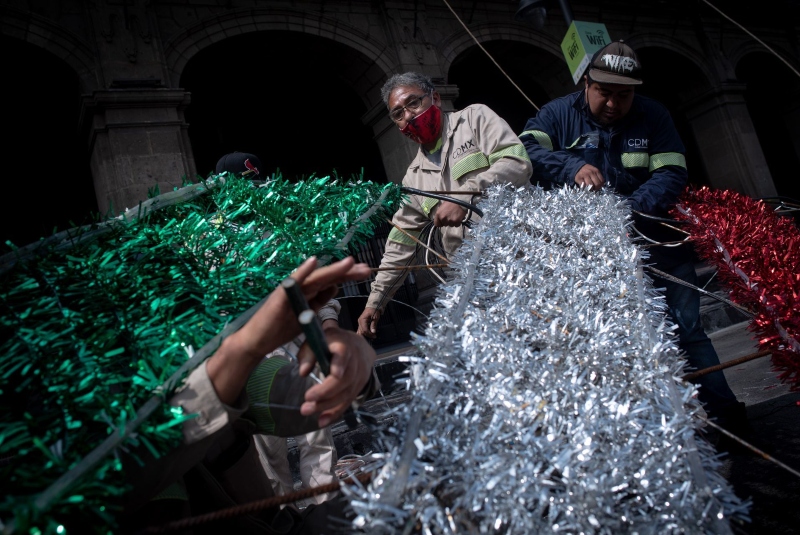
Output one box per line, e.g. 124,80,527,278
0,172,402,534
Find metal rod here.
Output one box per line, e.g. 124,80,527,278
144,471,374,533
683,349,771,380
701,417,800,479
281,279,361,429
280,277,309,317
387,219,450,264
645,265,756,317
281,277,333,375
298,309,332,376
658,222,690,235
370,263,448,272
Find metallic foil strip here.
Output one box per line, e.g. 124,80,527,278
346,185,747,533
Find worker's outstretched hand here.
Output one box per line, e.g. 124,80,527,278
232,256,370,360
433,201,468,227
356,307,382,339
298,327,377,427
574,164,605,191
208,256,370,404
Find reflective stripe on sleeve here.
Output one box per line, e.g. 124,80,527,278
151,482,189,502
451,152,490,181
621,152,650,169
520,130,554,151
488,144,531,165
649,152,686,171
420,197,439,216
388,227,421,246
246,357,290,435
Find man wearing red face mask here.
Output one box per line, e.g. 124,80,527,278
357,72,532,338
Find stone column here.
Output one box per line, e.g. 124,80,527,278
683,84,777,198
435,83,460,112
363,101,416,184
80,88,196,214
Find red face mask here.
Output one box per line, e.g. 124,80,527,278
400,103,442,145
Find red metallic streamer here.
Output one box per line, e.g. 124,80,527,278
674,187,800,389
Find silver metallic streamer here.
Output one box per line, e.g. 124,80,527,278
346,185,748,534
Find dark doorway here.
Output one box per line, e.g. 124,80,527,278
181,31,386,184
636,47,711,188
737,51,800,202
0,36,96,251
448,40,573,134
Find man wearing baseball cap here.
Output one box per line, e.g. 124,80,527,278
519,41,752,450
215,151,265,179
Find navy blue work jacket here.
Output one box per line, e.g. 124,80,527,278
520,90,688,217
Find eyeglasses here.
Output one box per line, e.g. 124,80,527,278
388,93,431,122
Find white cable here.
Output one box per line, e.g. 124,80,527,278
426,227,447,284
440,0,539,111
702,0,800,80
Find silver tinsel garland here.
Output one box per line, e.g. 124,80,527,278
347,185,748,533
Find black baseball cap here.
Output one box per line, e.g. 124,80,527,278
215,152,264,179
587,41,643,85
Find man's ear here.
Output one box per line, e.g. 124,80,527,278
432,91,442,107
583,75,590,90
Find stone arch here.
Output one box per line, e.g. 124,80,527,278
628,35,777,197
2,21,97,247
163,7,396,107
625,33,719,89
0,6,99,92
178,28,391,185
728,40,800,77
441,23,574,132
440,23,564,78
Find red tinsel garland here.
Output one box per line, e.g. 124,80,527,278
673,187,800,389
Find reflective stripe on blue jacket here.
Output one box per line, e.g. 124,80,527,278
520,90,688,217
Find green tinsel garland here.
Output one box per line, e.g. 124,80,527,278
0,172,402,534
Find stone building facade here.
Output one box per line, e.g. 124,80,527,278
2,0,799,213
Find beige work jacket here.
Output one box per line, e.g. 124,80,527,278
366,104,532,312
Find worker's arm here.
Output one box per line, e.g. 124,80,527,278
520,104,588,188
358,198,427,338
127,258,370,508
433,104,532,227
244,325,379,436
207,256,369,405
298,327,379,427
628,106,688,215
461,104,533,191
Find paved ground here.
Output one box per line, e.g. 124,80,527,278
708,323,800,534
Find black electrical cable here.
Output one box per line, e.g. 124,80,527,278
400,187,484,219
